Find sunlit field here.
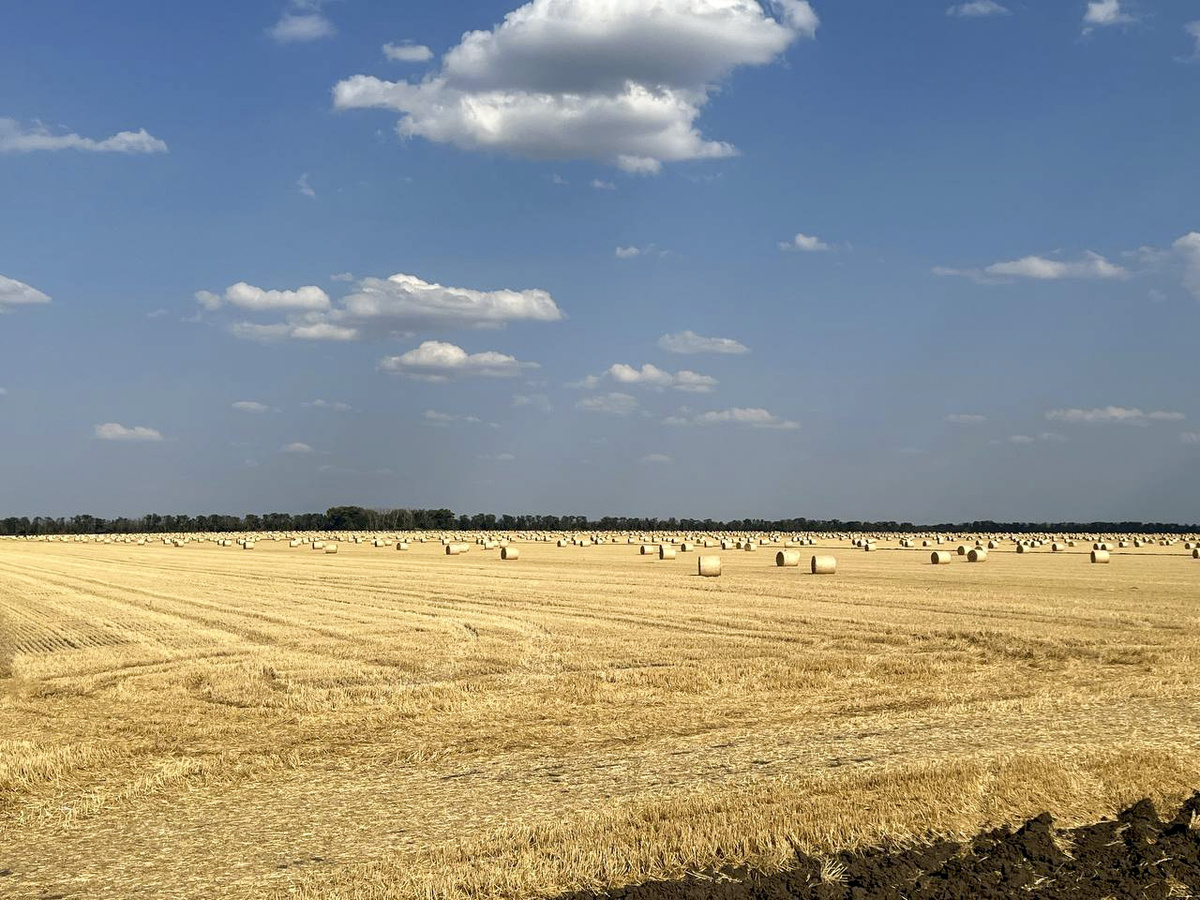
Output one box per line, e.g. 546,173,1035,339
2,534,1199,899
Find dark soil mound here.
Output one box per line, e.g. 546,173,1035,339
557,793,1200,900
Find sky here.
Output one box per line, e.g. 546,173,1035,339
1,0,1199,524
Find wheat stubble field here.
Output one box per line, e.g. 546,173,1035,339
1,537,1199,900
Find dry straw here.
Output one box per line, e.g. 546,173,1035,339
968,548,988,563
1091,549,1111,564
811,555,837,575
931,551,952,565
501,546,520,561
697,554,721,577
776,550,802,568
659,545,677,560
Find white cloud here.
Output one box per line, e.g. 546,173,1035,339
331,272,355,282
668,407,798,429
935,251,1128,283
380,341,539,381
94,423,164,442
297,173,316,197
332,0,817,173
0,118,167,154
282,442,315,454
1046,407,1185,425
211,272,560,343
1181,432,1200,445
269,0,335,44
1184,22,1200,60
604,363,717,393
591,179,616,190
780,232,831,252
987,252,1126,280
384,41,434,62
640,453,673,464
615,243,667,259
947,1,1009,16
0,274,51,310
576,392,640,415
1006,432,1066,445
946,414,987,424
512,392,553,413
1173,232,1200,299
206,282,331,312
423,410,485,426
232,401,270,413
304,399,354,412
658,330,748,355
1083,0,1134,32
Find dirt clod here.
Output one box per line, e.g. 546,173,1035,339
559,794,1200,900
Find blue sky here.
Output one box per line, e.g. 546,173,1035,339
2,0,1198,523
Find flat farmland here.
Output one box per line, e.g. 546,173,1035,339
1,538,1198,900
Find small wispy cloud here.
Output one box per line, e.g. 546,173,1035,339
231,401,270,413
934,251,1127,283
780,232,832,253
591,179,616,191
268,1,336,43
383,41,433,63
304,399,353,412
0,118,167,154
947,1,1009,17
666,408,799,430
576,392,640,415
282,442,315,454
1083,0,1135,34
640,453,673,465
94,423,164,442
658,330,748,355
297,172,316,198
1046,407,1185,425
946,414,987,424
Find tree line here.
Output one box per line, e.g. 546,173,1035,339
1,507,1196,536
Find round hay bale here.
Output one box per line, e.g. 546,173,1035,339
1091,549,1110,564
776,549,802,567
679,543,693,552
1192,548,1199,559
697,555,721,577
640,544,655,556
811,554,837,575
967,548,988,563
243,541,254,550
501,546,520,560
659,545,677,560
720,540,732,550
743,542,757,552
446,543,468,556
289,539,301,548
312,541,324,550
324,544,338,554
931,551,952,565
395,542,409,551
987,541,998,550
863,543,876,552
956,545,968,556
1016,543,1027,554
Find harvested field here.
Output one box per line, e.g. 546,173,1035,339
1,536,1199,899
